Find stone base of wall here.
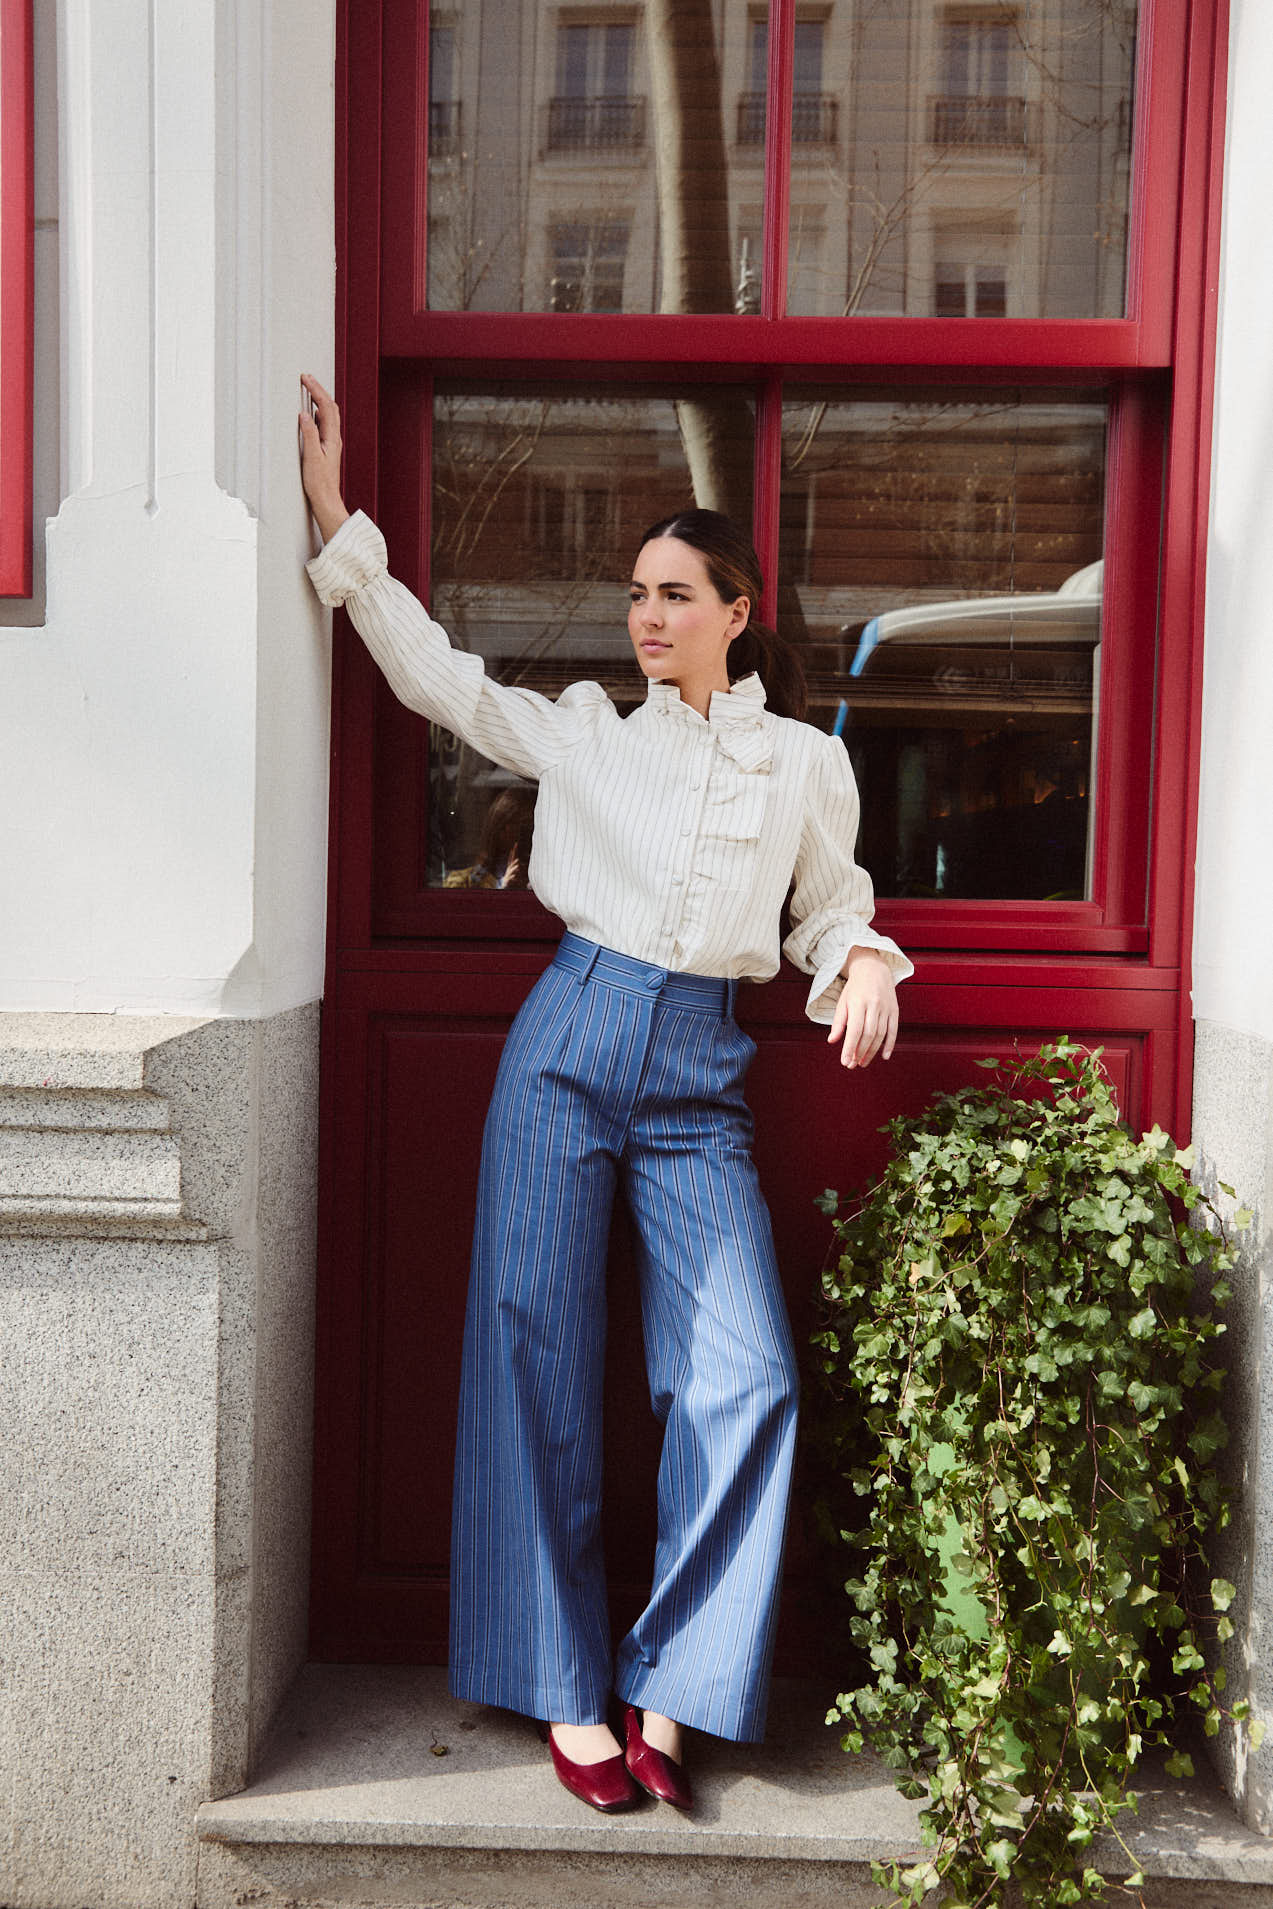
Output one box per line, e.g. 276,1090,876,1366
0,1005,319,1909
1192,1019,1273,1831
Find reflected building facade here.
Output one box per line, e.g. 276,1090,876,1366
426,1,1133,320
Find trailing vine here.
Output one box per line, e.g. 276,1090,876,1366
812,1038,1257,1908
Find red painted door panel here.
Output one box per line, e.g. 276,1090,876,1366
310,978,1155,1665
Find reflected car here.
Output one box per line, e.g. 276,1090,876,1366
847,560,1103,679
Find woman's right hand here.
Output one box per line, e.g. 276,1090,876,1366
299,373,351,545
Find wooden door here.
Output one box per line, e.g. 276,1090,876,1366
309,0,1226,1667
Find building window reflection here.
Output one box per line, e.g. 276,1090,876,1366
932,9,1027,148
739,16,835,148
548,20,644,152
425,0,1136,320
548,218,630,310
429,22,460,154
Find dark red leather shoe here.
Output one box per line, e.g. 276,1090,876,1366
544,1726,641,1813
623,1704,694,1811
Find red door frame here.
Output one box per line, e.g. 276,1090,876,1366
311,0,1230,1661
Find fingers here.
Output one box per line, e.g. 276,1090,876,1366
839,998,880,1070
832,965,900,1070
300,371,333,411
300,374,342,453
879,997,899,1063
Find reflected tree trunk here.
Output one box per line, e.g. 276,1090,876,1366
647,0,753,525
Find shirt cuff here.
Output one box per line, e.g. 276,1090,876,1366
804,930,915,1025
305,510,386,607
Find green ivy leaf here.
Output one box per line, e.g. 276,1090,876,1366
810,1038,1240,1909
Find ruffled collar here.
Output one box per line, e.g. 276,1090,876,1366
644,672,774,772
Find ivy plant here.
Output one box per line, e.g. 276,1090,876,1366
813,1038,1257,1909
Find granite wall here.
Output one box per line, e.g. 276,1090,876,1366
0,1005,319,1908
1192,1020,1273,1830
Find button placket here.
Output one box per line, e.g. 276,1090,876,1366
665,735,711,942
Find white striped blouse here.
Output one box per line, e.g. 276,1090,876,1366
307,512,913,1022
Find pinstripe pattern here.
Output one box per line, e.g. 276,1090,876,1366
305,514,913,1744
307,512,912,1021
449,936,798,1743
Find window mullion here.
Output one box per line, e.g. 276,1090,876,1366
761,0,794,320
753,372,784,619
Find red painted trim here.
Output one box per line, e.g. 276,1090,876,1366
412,0,429,313
1090,383,1166,923
328,954,1182,1005
381,310,1150,369
1128,0,1191,357
309,1003,376,1653
1157,0,1230,1138
380,0,426,345
311,0,386,1655
329,0,385,957
762,0,794,320
0,0,34,597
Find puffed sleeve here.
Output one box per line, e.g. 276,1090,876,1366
783,731,914,1024
306,511,610,780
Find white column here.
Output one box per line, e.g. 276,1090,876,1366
0,0,334,1016
1196,0,1273,1831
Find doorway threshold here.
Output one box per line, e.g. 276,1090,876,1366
197,1664,1273,1908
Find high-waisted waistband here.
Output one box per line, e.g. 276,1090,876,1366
552,932,736,1015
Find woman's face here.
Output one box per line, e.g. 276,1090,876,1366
627,536,750,702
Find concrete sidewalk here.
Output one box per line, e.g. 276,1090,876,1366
196,1665,1273,1907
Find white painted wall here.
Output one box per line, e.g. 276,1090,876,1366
0,0,335,1017
1196,0,1273,1045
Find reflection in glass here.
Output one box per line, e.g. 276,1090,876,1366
426,1,1136,321
425,384,753,885
788,1,1137,318
780,392,1107,899
427,0,758,315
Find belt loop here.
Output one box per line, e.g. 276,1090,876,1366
725,977,737,1021
577,939,600,985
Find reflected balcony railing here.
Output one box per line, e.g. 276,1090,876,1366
429,98,462,155
929,95,1029,148
737,91,838,146
544,96,647,154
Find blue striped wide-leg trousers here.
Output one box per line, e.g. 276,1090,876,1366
449,933,799,1743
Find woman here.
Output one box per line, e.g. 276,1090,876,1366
299,373,912,1814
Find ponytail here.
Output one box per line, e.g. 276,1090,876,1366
728,617,807,722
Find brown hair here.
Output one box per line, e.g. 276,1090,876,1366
635,509,808,721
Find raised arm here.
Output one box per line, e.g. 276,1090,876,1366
297,375,609,781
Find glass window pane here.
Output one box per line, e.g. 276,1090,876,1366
427,1,762,315
426,383,755,886
787,1,1138,318
779,391,1107,900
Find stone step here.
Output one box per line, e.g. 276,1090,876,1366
0,1084,172,1129
0,1124,183,1204
196,1666,1273,1909
0,1010,208,1090
0,1012,212,1238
